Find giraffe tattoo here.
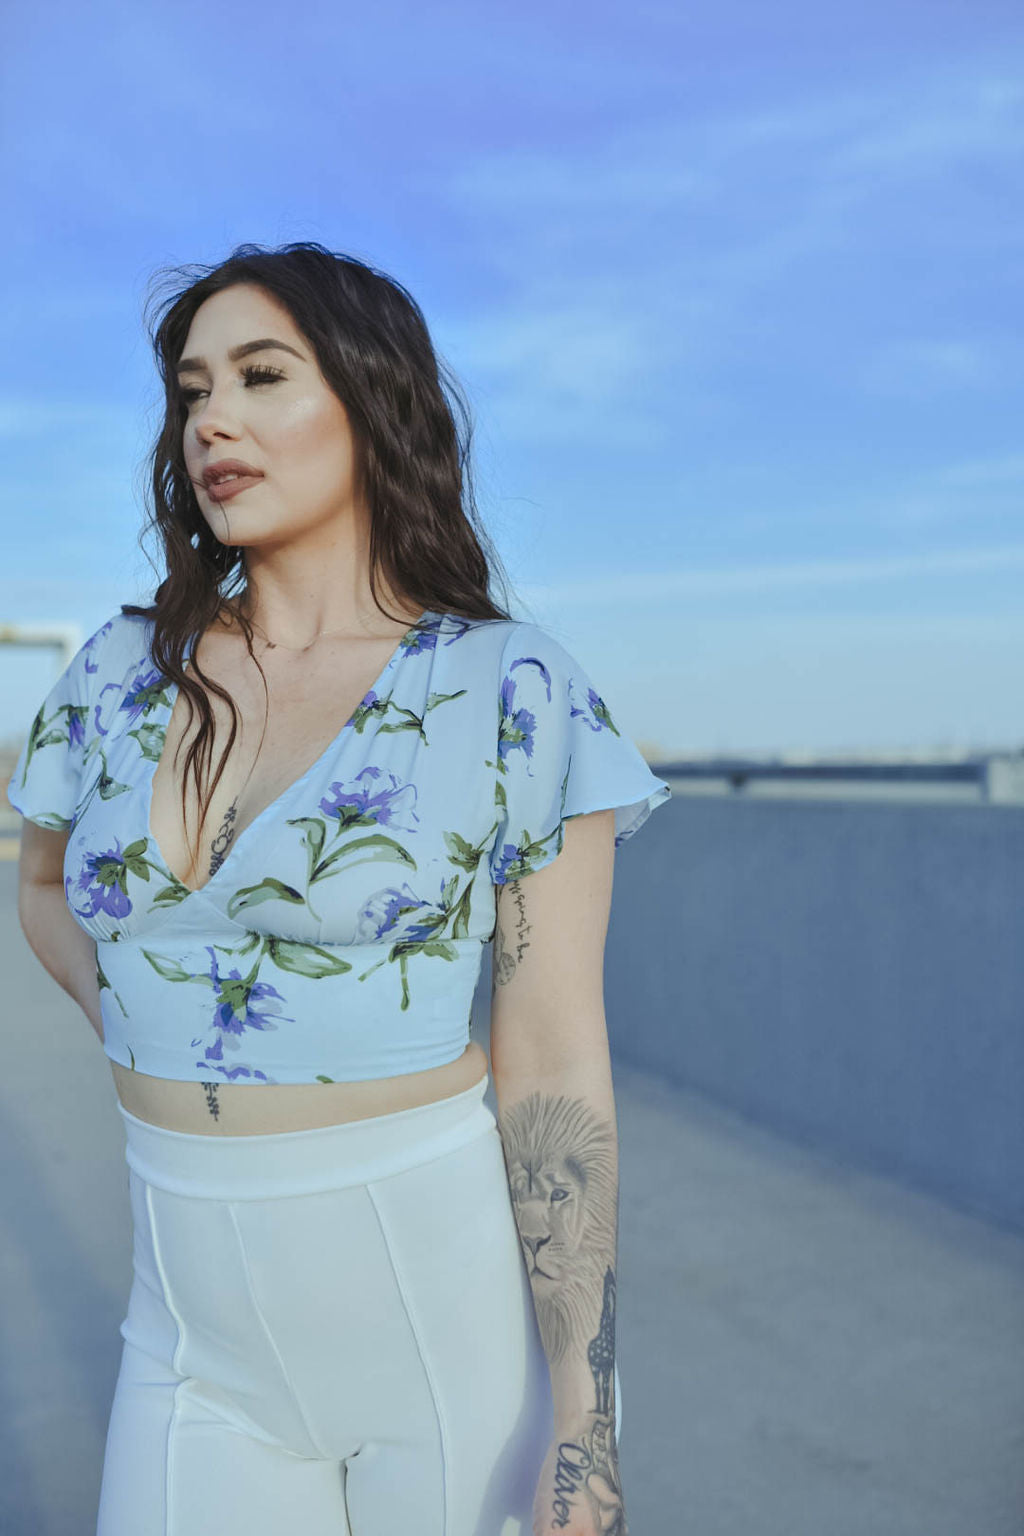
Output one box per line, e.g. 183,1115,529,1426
588,1267,617,1417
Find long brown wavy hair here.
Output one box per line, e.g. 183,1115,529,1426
121,240,518,879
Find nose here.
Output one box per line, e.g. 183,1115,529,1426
185,377,248,443
194,402,241,445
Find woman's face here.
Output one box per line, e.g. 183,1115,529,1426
178,282,361,550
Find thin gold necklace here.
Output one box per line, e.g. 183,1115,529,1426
245,617,354,654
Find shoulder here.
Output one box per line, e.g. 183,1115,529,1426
492,619,590,703
444,614,578,675
78,608,154,688
428,612,523,676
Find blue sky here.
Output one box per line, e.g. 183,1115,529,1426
2,0,1022,758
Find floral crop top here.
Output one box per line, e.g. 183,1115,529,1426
7,607,673,1085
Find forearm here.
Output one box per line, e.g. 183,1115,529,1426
493,1046,622,1433
18,880,102,1038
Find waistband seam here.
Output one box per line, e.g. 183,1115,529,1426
121,1102,498,1200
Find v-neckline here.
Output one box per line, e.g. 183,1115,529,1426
143,609,436,899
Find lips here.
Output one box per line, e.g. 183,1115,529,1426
205,473,263,504
202,459,262,489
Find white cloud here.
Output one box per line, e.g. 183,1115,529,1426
933,452,1024,486
0,398,132,438
520,542,1024,607
858,339,1000,396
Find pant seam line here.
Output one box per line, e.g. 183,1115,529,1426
143,1182,186,1531
226,1202,331,1462
365,1181,450,1536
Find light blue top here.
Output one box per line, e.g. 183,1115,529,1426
8,607,673,1085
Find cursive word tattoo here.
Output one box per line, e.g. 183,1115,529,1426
549,1405,628,1535
492,878,531,989
497,1089,628,1532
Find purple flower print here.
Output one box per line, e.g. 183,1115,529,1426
193,1046,273,1083
199,945,293,1062
569,677,620,736
401,623,441,659
490,839,521,886
355,884,436,944
498,678,537,769
82,619,114,676
67,703,87,751
94,662,171,740
490,826,561,886
119,663,168,726
498,654,559,773
67,840,134,921
319,766,420,832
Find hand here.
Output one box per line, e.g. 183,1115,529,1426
532,1412,629,1535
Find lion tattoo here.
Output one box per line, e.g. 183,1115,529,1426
497,1090,618,1366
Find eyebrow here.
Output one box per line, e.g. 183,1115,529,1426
175,338,306,375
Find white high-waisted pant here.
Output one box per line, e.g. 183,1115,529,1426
96,1072,621,1535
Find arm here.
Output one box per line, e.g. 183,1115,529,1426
490,806,629,1535
16,820,103,1040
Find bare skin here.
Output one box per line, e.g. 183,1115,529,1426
109,1049,490,1136
491,856,629,1535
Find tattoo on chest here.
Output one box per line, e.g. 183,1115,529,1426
208,797,239,877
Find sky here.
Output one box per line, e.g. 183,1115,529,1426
1,0,1022,760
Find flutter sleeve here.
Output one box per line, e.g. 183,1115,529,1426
489,620,673,884
6,617,117,831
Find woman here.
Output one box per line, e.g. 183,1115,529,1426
9,241,671,1536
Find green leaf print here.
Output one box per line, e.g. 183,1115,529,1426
226,878,305,921
265,938,352,979
141,949,212,984
218,959,262,1017
96,954,131,1017
374,687,469,741
128,722,168,763
121,839,152,882
287,816,327,878
443,829,485,874
228,930,265,957
311,831,417,884
418,940,458,961
96,769,133,801
30,727,69,753
21,701,87,776
27,810,72,832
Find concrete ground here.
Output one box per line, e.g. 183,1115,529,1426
0,854,1022,1535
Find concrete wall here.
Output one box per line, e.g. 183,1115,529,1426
601,793,1024,1237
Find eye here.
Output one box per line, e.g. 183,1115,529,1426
180,364,285,405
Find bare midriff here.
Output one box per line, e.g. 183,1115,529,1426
109,1040,490,1136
